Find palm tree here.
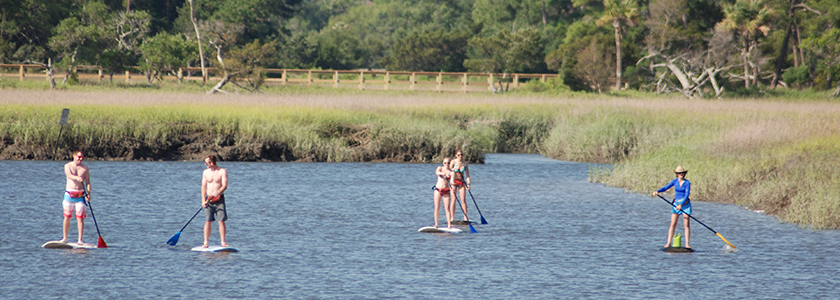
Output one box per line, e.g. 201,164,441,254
716,0,775,89
597,0,639,91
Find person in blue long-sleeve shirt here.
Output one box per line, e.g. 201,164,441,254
653,166,692,248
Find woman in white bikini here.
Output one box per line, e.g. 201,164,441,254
433,157,454,229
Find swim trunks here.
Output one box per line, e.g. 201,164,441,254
205,194,228,222
63,190,87,218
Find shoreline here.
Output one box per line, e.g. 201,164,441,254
3,89,840,229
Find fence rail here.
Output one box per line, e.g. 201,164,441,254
0,64,558,93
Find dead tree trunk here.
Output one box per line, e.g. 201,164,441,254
207,73,231,94
188,0,207,84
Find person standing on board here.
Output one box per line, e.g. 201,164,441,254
201,155,229,248
653,166,692,248
61,150,91,244
433,157,454,229
449,149,471,222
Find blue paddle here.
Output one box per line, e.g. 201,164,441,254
454,194,477,233
167,207,203,246
467,190,488,224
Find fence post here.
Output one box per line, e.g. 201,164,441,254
488,73,495,91
19,65,24,81
436,72,442,92
462,73,469,93
334,71,339,88
307,70,312,87
541,74,546,82
282,70,287,86
513,74,520,87
99,68,104,81
384,72,390,90
359,71,365,90
125,70,131,83
410,72,416,90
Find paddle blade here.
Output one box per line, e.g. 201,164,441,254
166,232,181,246
469,223,478,233
480,215,487,224
97,236,108,248
716,232,736,249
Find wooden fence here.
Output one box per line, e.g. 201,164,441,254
0,64,558,93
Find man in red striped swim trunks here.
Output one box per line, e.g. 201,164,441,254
61,150,91,244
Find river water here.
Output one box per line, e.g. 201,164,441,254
1,154,838,299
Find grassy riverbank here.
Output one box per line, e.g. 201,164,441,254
2,88,839,228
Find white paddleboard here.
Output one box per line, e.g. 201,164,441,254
191,245,239,253
418,226,462,233
42,241,97,249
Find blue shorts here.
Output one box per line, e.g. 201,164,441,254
671,200,691,215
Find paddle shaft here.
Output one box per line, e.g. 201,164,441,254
53,109,70,159
467,189,488,224
53,125,65,158
179,207,204,233
82,181,106,246
657,194,736,248
452,189,477,233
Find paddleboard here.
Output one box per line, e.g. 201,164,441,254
191,246,239,253
662,247,694,253
450,220,475,225
418,226,462,233
42,241,97,249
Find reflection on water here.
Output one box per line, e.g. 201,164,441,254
1,154,838,299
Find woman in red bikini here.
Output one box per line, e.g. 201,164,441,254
433,157,454,229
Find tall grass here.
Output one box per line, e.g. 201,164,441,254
566,101,840,229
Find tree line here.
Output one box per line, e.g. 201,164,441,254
1,0,838,96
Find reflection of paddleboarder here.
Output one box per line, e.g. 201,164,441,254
201,155,228,248
61,150,91,244
653,166,692,248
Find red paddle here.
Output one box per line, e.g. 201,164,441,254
83,181,107,248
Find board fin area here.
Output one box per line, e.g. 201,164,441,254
662,247,694,253
42,241,97,249
191,246,239,253
418,226,462,233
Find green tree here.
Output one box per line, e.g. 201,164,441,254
574,38,614,93
384,29,470,72
138,32,198,83
47,1,110,84
716,0,775,89
596,0,639,91
464,27,543,91
800,27,840,96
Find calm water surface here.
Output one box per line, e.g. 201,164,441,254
1,154,838,299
